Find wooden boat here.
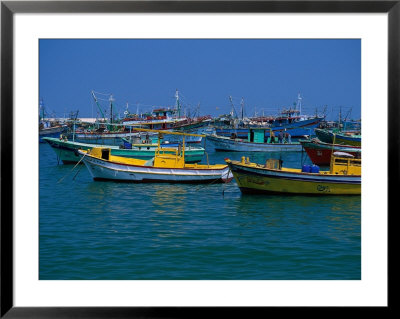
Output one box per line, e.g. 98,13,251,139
299,138,361,166
207,128,302,152
225,152,361,195
215,94,323,138
43,136,205,164
78,130,233,183
314,128,361,146
70,129,150,143
38,98,68,142
215,117,320,139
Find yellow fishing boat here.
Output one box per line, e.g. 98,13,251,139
78,128,233,183
225,152,361,195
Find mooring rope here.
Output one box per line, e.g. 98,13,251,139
191,168,232,193
56,151,87,184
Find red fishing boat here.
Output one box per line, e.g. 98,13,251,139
300,138,361,166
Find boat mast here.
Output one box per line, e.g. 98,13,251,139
175,89,181,118
240,97,244,120
296,93,302,116
91,91,107,122
229,96,238,119
109,94,114,125
39,98,45,121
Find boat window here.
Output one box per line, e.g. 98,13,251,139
101,149,110,160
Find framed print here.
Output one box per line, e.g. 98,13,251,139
1,0,396,317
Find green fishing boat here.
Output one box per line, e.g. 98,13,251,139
43,136,205,164
314,128,361,146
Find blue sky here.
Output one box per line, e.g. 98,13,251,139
39,39,361,121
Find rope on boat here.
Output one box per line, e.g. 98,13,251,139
191,176,222,192
222,168,232,198
56,152,87,184
72,163,84,181
191,168,232,193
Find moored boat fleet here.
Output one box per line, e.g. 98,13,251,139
41,92,361,195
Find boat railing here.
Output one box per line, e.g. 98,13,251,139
330,156,361,175
155,146,180,157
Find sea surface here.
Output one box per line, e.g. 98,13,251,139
39,139,361,280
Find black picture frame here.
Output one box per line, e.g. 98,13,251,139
1,1,396,317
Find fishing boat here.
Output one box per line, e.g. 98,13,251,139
67,91,156,144
207,128,303,152
118,90,204,144
314,128,361,146
43,135,205,164
299,138,361,166
38,98,67,142
70,128,151,144
39,124,67,142
78,130,233,183
215,94,323,138
122,90,188,128
225,152,361,195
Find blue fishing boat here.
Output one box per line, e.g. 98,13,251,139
38,98,67,142
215,94,323,138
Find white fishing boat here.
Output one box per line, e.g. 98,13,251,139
207,127,302,152
78,129,233,183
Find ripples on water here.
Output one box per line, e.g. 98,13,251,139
39,142,361,280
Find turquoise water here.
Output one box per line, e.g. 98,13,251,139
39,140,361,280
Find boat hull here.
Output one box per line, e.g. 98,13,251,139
299,138,361,166
314,128,361,146
43,137,204,164
39,126,66,143
227,161,361,195
207,135,302,152
81,153,233,183
215,117,322,138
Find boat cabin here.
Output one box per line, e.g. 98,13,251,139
248,128,268,143
247,128,279,143
153,146,185,168
152,108,175,120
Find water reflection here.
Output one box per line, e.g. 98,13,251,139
150,184,188,215
233,193,361,245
